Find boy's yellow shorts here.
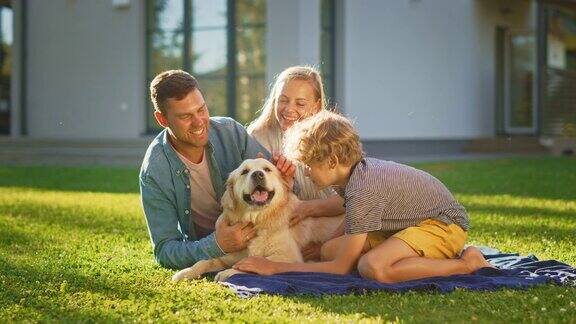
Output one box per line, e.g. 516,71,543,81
366,219,467,259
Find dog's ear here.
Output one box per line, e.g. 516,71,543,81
221,177,237,212
278,172,295,203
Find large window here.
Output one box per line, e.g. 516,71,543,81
541,4,576,138
0,3,12,135
146,0,266,132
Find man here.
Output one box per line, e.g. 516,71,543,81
140,70,293,269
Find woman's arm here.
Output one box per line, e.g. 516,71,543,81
233,233,367,275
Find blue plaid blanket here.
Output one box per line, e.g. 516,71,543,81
221,248,576,298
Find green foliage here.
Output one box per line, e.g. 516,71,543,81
0,158,575,322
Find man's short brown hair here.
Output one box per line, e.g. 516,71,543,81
283,110,364,166
150,70,199,114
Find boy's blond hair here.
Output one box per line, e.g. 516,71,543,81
283,110,364,166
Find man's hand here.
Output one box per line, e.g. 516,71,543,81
214,217,255,253
233,256,279,275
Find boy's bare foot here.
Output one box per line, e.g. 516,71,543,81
461,246,494,273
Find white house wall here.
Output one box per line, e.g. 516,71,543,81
19,0,535,141
340,0,534,140
266,0,321,85
26,0,145,139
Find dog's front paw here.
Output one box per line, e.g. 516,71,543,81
172,260,213,282
172,266,205,282
214,269,243,282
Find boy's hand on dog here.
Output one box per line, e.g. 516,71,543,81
215,218,256,253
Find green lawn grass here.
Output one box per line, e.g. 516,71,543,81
1,157,575,323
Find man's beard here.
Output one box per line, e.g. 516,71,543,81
169,127,209,148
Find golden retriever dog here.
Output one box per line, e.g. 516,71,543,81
172,158,342,282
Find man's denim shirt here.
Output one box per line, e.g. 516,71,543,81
139,117,269,269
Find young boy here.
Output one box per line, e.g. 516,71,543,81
234,110,492,283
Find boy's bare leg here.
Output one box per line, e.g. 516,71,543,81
357,237,493,283
320,235,370,261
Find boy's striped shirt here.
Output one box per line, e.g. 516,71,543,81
339,158,469,235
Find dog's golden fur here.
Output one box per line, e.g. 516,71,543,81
172,158,342,282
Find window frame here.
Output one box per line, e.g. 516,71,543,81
320,0,336,107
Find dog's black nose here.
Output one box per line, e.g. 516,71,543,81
251,170,265,182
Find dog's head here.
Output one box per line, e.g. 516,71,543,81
221,158,291,223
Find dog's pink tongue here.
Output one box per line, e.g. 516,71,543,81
251,190,269,203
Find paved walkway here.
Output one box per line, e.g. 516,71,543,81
0,138,150,167
0,137,549,168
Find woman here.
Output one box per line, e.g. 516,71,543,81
247,66,345,260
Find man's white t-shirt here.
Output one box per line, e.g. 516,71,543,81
175,149,222,238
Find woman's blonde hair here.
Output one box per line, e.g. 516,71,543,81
283,110,364,166
247,65,326,134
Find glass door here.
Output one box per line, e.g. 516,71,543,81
504,30,537,134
